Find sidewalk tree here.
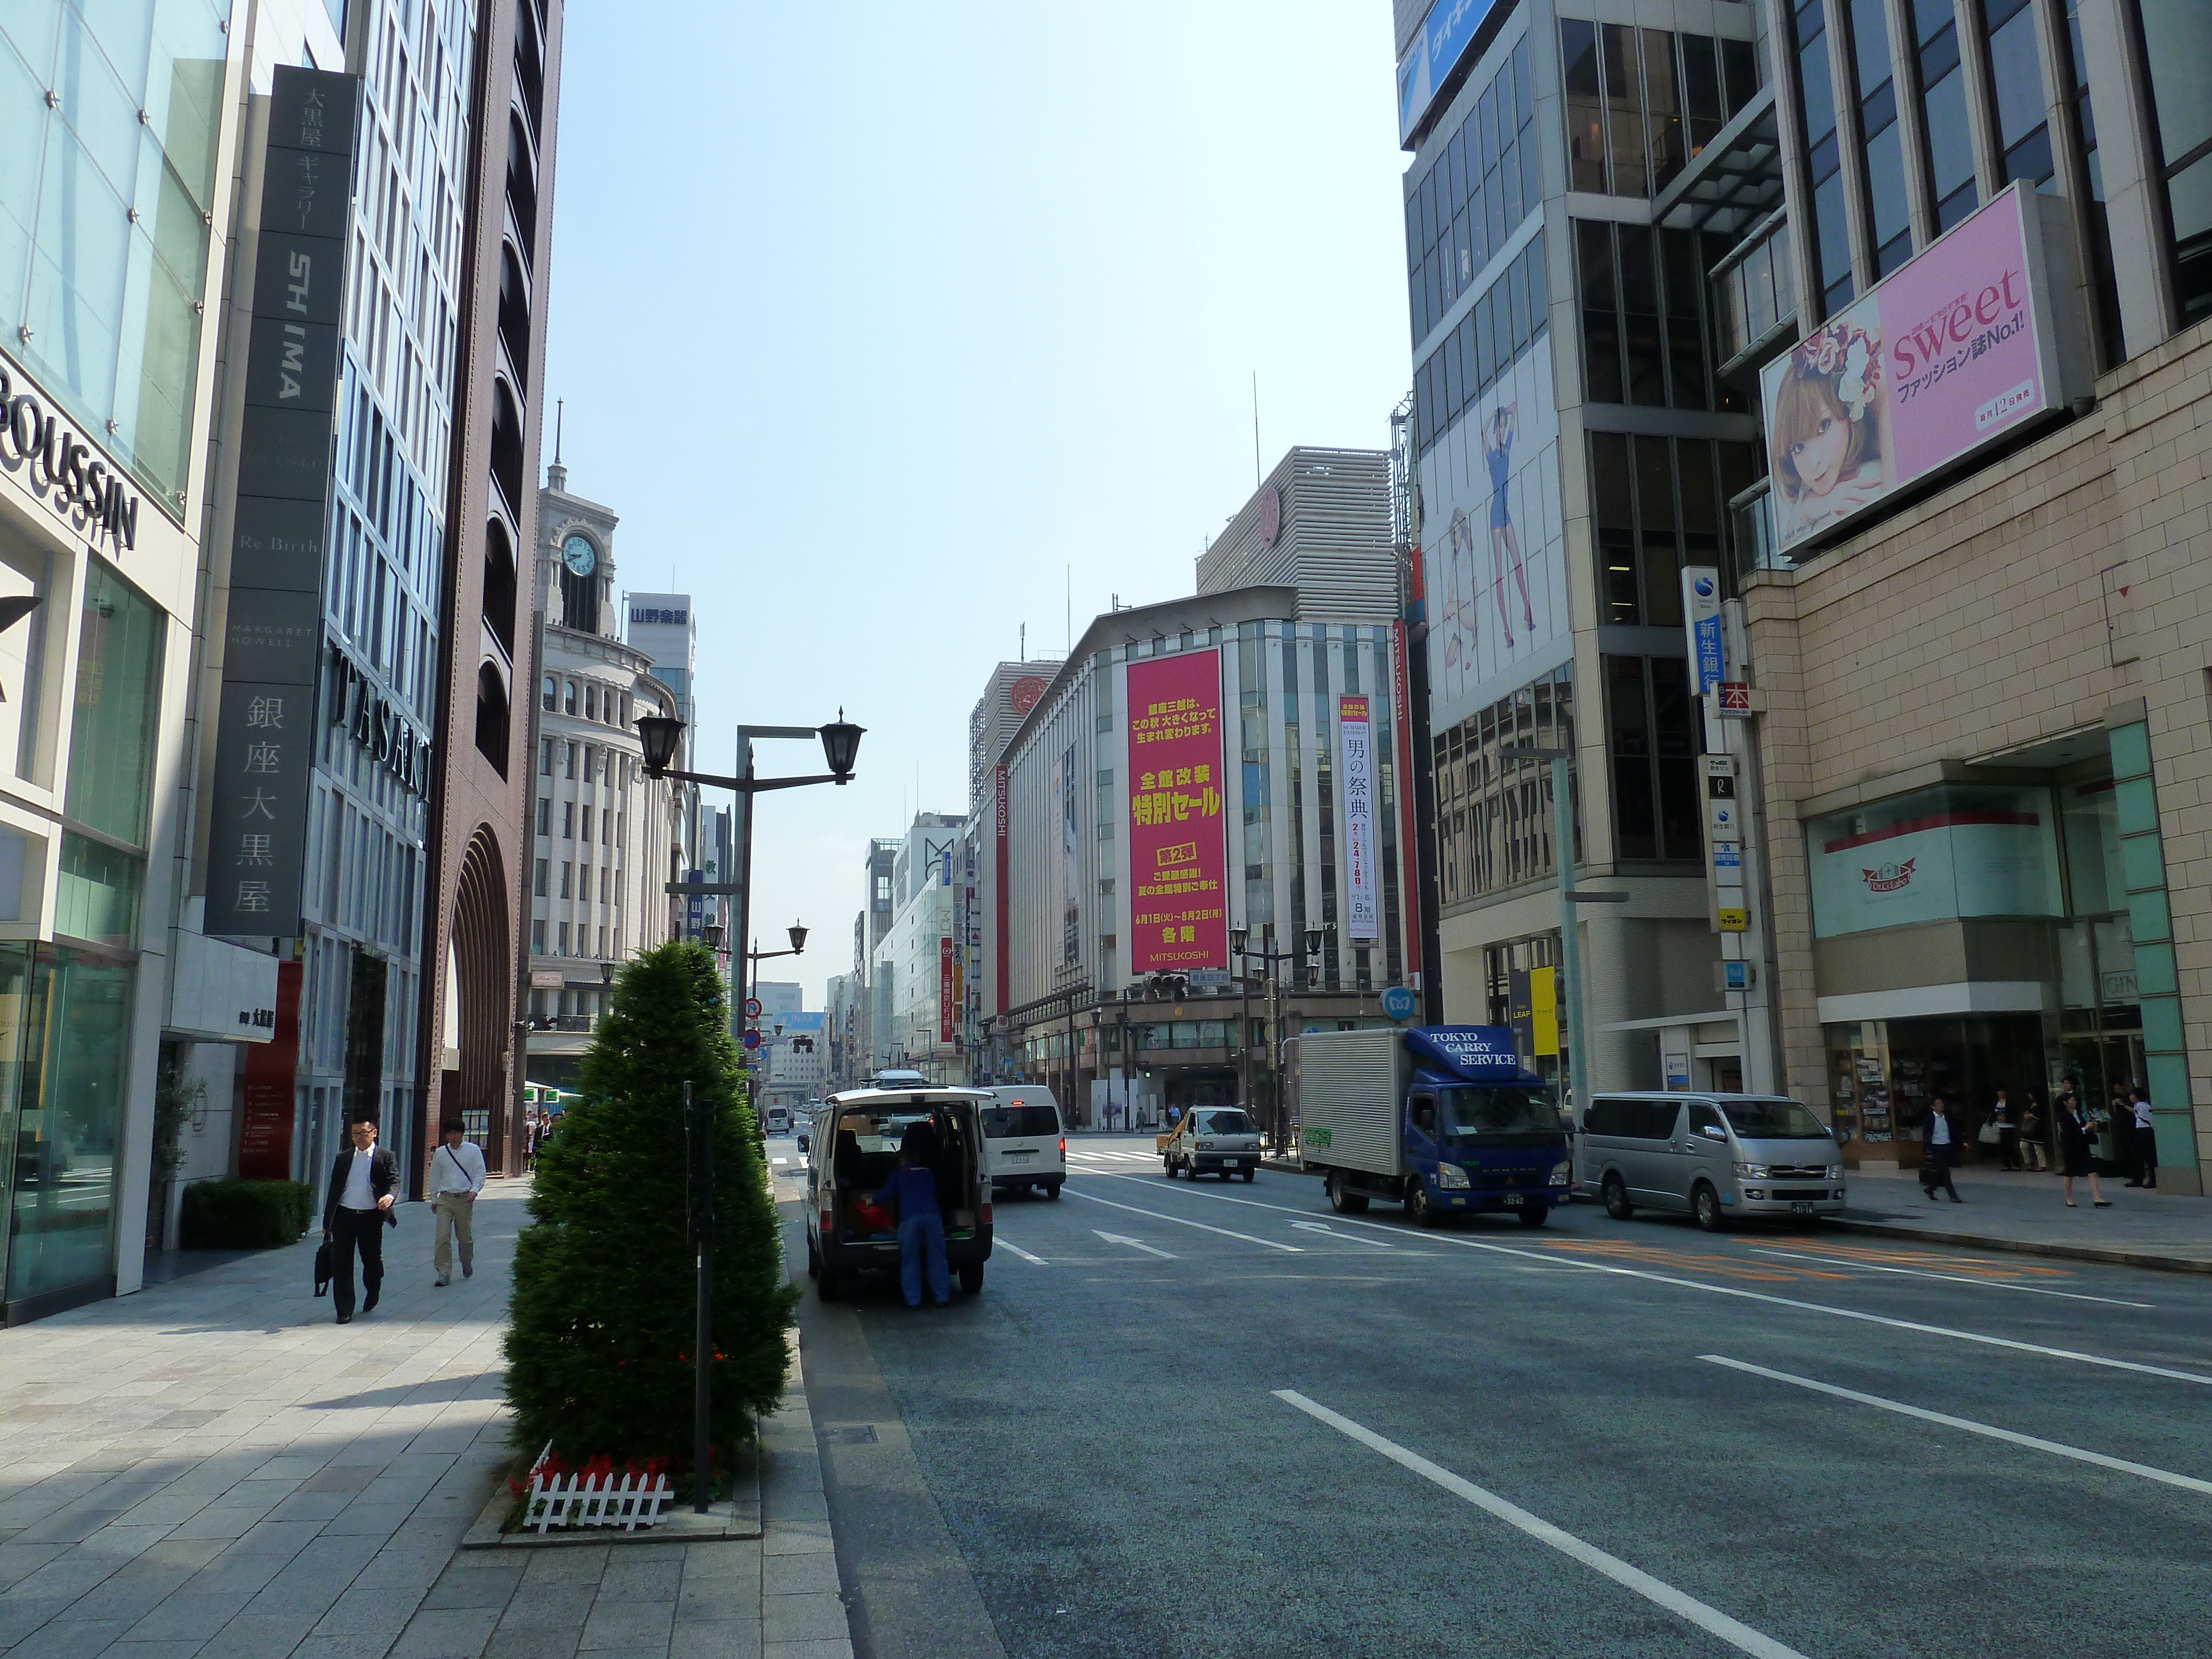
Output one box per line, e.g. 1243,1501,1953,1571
505,941,795,1480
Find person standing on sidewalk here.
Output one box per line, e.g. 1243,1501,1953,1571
1990,1090,2022,1171
322,1118,398,1323
873,1127,950,1308
1919,1097,1963,1202
2057,1086,2110,1208
427,1117,487,1286
2126,1088,2159,1190
2018,1093,2047,1171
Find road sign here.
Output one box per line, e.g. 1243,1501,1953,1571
744,998,763,1019
1380,985,1418,1021
742,1029,762,1051
1717,682,1752,715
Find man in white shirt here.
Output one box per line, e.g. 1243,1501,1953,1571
2126,1088,2158,1189
321,1118,397,1323
426,1117,488,1286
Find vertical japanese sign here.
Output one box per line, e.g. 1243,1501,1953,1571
1126,650,1228,974
1339,696,1379,941
940,936,956,1041
1058,742,1080,968
1681,566,1724,694
1391,620,1421,977
993,764,1009,1014
206,66,361,936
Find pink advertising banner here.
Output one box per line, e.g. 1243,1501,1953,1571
1126,649,1228,975
1761,185,2063,554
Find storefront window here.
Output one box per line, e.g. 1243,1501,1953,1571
1806,784,2062,937
1824,1014,2044,1154
54,832,140,951
65,561,164,849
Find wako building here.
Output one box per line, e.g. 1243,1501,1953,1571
1649,0,2212,1188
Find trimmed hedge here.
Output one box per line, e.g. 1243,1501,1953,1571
180,1179,313,1249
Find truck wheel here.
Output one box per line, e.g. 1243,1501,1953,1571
958,1262,985,1294
1241,1169,1256,1183
1693,1183,1726,1233
1162,1158,1177,1179
1516,1205,1550,1229
818,1264,842,1302
1602,1174,1633,1221
1044,1180,1063,1199
1407,1183,1440,1228
806,1234,820,1278
1326,1171,1366,1214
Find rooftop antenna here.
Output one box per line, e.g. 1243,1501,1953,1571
1065,567,1072,654
1020,622,1025,662
554,398,564,466
1251,371,1261,487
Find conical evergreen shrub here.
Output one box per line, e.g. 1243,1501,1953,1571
505,941,795,1479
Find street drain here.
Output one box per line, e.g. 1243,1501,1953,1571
823,1424,878,1444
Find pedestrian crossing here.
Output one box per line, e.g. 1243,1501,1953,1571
1066,1147,1164,1168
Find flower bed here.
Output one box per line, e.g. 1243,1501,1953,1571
512,1446,674,1533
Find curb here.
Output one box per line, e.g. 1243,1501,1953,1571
1823,1215,2212,1276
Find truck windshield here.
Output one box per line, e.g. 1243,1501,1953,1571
1439,1088,1561,1139
1192,1109,1253,1135
1719,1099,1832,1139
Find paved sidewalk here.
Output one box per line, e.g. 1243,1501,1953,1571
0,1179,853,1658
1834,1164,2212,1271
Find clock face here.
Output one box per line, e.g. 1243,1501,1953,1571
561,533,598,577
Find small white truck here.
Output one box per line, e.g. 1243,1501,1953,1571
1157,1106,1264,1181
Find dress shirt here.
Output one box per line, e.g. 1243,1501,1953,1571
1928,1113,1951,1146
339,1148,378,1211
427,1138,488,1197
2133,1097,2155,1129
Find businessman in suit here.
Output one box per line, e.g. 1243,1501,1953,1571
323,1117,398,1323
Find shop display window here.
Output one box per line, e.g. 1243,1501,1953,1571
64,561,163,851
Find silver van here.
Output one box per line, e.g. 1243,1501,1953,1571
1579,1093,1846,1230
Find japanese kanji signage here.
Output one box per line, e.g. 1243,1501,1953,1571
1339,695,1379,942
1126,649,1227,975
206,66,361,937
939,936,956,1042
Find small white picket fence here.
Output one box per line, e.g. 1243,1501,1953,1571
522,1444,673,1533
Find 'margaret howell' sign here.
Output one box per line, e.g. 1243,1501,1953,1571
206,66,362,937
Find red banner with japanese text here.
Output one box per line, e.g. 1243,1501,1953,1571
1127,649,1228,974
940,936,956,1041
238,959,302,1181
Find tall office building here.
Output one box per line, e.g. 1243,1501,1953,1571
1392,0,1765,1089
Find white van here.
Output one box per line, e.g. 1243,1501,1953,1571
982,1087,1065,1198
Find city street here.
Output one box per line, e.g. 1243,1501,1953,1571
789,1136,2212,1659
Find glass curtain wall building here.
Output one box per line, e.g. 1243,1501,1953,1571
1394,0,1765,1089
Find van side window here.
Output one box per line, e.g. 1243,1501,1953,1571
1689,1103,1727,1141
1640,1101,1683,1140
1410,1095,1438,1136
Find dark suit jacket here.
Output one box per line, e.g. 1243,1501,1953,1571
324,1145,400,1231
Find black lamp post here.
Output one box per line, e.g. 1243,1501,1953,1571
635,709,862,1513
1230,922,1327,1151
743,922,808,1008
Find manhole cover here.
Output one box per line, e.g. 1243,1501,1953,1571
823,1424,878,1444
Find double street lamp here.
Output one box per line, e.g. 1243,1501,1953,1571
1228,922,1327,1151
636,709,863,1515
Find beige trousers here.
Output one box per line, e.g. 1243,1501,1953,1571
432,1192,476,1278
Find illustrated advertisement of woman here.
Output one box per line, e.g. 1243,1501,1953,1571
1484,404,1533,646
1441,505,1478,672
1769,315,1888,545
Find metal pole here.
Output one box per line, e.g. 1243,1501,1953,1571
733,740,756,1114
688,1078,713,1512
1553,756,1591,1112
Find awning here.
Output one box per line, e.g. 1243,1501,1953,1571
1653,85,1783,239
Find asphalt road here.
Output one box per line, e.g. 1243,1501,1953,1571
775,1135,2212,1659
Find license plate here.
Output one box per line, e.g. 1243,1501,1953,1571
1790,1201,1813,1215
1502,1193,1524,1206
1009,1151,1034,1161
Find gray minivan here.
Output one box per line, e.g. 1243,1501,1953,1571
1579,1093,1846,1230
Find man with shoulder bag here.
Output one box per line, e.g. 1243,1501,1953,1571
427,1117,487,1287
324,1118,399,1323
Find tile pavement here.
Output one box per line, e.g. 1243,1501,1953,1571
0,1181,852,1658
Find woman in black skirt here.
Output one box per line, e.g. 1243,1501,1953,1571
2056,1084,2110,1208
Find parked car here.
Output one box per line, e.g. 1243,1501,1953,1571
982,1088,1065,1198
1159,1106,1263,1181
763,1105,793,1136
804,1086,993,1300
1580,1092,1846,1231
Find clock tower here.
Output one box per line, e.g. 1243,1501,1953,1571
539,466,617,639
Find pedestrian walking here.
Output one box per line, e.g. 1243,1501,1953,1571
427,1117,486,1286
873,1125,950,1308
1919,1097,1963,1202
1989,1089,2022,1171
322,1118,398,1323
2019,1093,2048,1171
2126,1087,2159,1189
2056,1086,2110,1208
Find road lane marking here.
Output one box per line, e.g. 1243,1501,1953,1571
997,1239,1048,1265
1092,1230,1175,1259
1701,1355,2212,1497
1061,1187,1302,1252
1273,1390,1813,1659
1743,1246,2154,1308
1290,1220,1396,1248
1078,1170,2212,1386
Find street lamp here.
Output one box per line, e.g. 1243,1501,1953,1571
634,710,862,1515
1229,923,1321,1151
1500,744,1628,1113
743,922,807,1008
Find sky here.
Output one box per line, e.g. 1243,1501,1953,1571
543,3,1415,1008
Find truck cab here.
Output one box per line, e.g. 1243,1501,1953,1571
1295,1026,1570,1228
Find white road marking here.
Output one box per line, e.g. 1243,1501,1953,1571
1274,1390,1813,1659
997,1239,1048,1265
771,1157,790,1166
1701,1355,2212,1497
1743,1245,2155,1308
1093,1230,1176,1260
1080,1170,2212,1386
1062,1186,1302,1252
1291,1220,1395,1248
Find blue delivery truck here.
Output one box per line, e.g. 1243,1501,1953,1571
1291,1025,1570,1228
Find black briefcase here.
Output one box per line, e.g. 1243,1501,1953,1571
313,1240,333,1297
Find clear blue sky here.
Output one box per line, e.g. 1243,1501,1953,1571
544,2,1413,1006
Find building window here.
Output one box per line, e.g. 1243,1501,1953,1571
534,859,547,897
2057,1,2124,367
1713,218,1798,365
1561,20,1757,201
1983,0,2055,191
579,865,592,902
536,796,550,836
2136,0,2212,323
562,801,574,838
1574,221,1733,411
560,863,572,899
1605,655,1701,863
541,674,556,712
559,923,570,956
1792,0,1854,316
585,684,598,721
1847,0,1913,276
532,920,546,953
565,680,578,714
1907,0,1979,233
565,742,577,779
1432,666,1577,906
1405,34,1537,347
1413,233,1550,455
539,737,552,776
1589,434,1753,624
